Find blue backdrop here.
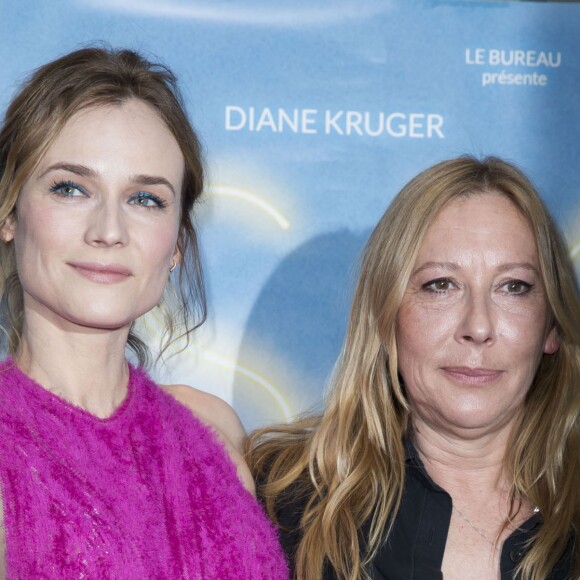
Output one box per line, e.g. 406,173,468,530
1,0,578,430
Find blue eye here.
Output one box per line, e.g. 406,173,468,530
129,192,167,209
49,180,87,198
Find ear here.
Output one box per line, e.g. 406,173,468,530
543,325,560,355
0,214,16,243
172,243,182,267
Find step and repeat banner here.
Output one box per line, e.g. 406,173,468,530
1,0,579,430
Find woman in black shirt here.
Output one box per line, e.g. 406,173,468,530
248,156,579,579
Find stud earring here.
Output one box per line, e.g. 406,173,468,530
169,258,177,273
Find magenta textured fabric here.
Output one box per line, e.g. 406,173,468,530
0,359,288,579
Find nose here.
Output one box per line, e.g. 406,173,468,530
85,198,128,247
455,289,495,345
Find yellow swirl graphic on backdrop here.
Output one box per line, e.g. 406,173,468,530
196,349,292,419
571,241,580,259
208,186,290,230
141,310,293,420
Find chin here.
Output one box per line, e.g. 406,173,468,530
65,308,142,331
72,318,135,332
438,409,516,435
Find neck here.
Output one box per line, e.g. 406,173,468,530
411,417,514,497
411,415,535,545
15,309,133,418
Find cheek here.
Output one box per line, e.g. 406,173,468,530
396,300,458,359
495,306,549,356
15,197,77,243
137,222,179,271
14,210,65,267
495,317,525,343
396,306,433,389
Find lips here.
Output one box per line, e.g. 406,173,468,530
442,366,503,385
68,262,132,284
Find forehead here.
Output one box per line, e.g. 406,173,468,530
417,193,539,266
37,99,184,180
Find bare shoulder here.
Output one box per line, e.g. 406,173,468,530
162,384,255,496
162,384,246,450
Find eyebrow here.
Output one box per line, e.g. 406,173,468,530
130,174,176,196
40,163,177,196
496,262,539,275
412,261,460,276
40,162,96,179
412,261,540,276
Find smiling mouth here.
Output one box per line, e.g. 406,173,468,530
442,367,503,385
69,262,132,284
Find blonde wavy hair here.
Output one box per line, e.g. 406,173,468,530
247,156,580,580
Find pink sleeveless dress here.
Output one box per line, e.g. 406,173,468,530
0,359,288,579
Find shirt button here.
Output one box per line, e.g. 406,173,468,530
510,548,525,563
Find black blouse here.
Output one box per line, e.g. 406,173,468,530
272,441,573,579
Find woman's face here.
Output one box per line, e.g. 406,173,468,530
3,99,184,333
396,193,559,438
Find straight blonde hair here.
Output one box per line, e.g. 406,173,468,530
247,156,580,580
